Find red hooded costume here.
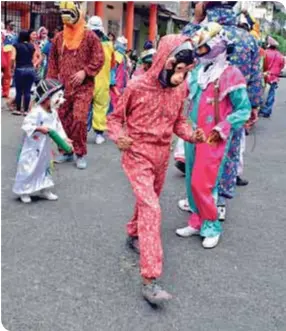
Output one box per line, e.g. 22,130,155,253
47,24,104,156
107,35,195,279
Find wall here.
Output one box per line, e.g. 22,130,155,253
86,1,123,37
104,2,123,37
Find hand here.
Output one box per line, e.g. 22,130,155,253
71,70,86,87
117,135,133,151
207,130,222,145
36,126,49,134
192,128,206,143
65,138,74,151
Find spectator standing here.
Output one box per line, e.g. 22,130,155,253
12,30,35,116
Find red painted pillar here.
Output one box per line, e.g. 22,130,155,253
149,4,157,42
94,1,104,18
126,1,134,49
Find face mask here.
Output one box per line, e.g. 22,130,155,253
50,90,65,110
158,68,177,88
159,44,194,88
197,38,227,66
60,1,81,25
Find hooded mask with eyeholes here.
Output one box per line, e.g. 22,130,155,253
190,22,234,65
60,1,82,25
158,41,195,88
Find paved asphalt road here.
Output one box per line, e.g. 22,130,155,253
2,79,286,331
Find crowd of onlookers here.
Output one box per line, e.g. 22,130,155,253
1,19,149,118
1,20,61,115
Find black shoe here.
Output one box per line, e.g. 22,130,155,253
126,236,140,254
236,176,249,186
175,161,185,174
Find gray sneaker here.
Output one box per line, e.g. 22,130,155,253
76,156,87,169
142,281,172,305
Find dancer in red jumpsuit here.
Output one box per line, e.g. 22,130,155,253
47,1,104,169
108,35,205,305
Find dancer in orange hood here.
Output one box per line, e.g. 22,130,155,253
108,34,205,305
47,1,104,169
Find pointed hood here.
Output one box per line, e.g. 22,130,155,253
146,34,192,81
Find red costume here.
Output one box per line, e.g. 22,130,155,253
47,24,104,156
108,35,195,279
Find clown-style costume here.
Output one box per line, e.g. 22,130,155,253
182,5,263,214
176,24,251,248
86,16,115,144
13,79,67,203
109,37,129,113
47,2,104,169
108,35,198,304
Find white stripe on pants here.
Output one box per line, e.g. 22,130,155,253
238,129,246,177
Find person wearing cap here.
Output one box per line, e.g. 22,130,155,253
87,16,115,145
259,36,285,118
175,23,251,249
132,48,156,78
109,36,129,114
13,79,73,204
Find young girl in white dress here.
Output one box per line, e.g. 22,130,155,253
13,79,73,203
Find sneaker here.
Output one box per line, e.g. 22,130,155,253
236,176,249,186
76,156,87,169
202,235,220,249
40,189,58,201
218,206,226,222
126,236,140,254
20,194,32,203
176,226,200,237
54,153,74,164
95,134,106,145
178,198,193,212
142,281,172,305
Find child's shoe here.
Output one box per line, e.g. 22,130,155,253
178,198,193,212
20,194,32,203
202,235,220,249
176,226,199,237
40,189,58,201
142,281,172,305
76,156,87,169
54,153,74,164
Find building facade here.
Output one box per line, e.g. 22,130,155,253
1,1,192,51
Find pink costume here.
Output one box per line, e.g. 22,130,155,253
185,64,251,237
107,35,195,279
